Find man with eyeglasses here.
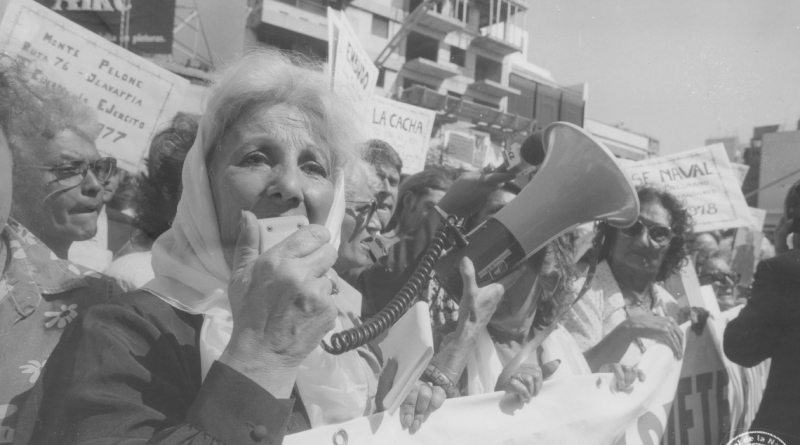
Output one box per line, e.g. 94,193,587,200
695,249,743,311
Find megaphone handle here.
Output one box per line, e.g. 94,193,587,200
493,231,604,391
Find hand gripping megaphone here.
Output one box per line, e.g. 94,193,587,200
433,122,640,297
321,122,640,354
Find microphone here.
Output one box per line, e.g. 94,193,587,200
502,131,545,174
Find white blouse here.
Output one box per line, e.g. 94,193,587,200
562,261,680,366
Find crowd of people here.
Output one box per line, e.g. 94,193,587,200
0,48,797,444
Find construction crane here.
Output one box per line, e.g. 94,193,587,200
373,0,442,70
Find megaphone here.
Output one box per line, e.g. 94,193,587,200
433,122,640,298
322,121,639,355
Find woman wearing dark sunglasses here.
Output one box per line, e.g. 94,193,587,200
562,185,693,371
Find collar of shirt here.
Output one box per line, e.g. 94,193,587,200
1,219,89,317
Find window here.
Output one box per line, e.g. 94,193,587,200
371,15,389,38
450,47,466,67
406,32,439,62
472,98,499,109
474,55,501,83
377,68,386,88
507,74,535,119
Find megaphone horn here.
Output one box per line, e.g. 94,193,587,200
434,121,640,298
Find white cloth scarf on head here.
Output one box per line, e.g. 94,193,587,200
142,120,378,428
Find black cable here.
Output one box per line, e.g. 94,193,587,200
321,216,458,355
1,228,11,278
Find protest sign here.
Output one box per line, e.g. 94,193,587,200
749,207,767,232
369,96,435,174
34,0,176,54
730,229,762,288
624,144,753,232
285,331,686,445
0,0,188,172
730,162,750,187
328,8,377,109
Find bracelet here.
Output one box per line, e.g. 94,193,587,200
420,364,460,399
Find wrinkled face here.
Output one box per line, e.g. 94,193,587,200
208,103,335,266
698,257,735,299
610,201,672,275
335,183,381,272
400,188,445,232
0,128,11,234
373,163,400,230
36,129,104,243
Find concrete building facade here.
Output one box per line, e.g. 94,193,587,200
248,0,586,169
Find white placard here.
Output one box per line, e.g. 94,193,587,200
369,96,434,174
624,144,753,232
730,162,750,187
328,8,377,109
0,0,188,172
749,207,767,232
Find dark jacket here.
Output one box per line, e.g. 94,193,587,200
14,290,310,445
724,250,800,443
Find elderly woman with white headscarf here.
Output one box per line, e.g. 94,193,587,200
16,50,444,445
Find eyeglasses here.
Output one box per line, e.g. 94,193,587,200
346,199,378,222
698,271,740,288
619,219,675,246
37,157,117,188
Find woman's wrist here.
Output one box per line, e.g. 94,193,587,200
455,317,484,343
218,347,299,399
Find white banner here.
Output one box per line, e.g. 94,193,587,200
369,96,434,174
0,0,188,172
286,332,686,445
327,8,377,110
624,144,753,232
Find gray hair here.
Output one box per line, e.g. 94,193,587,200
201,49,363,177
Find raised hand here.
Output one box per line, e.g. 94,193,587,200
457,257,505,330
600,363,646,392
624,314,684,360
220,210,339,397
437,170,515,218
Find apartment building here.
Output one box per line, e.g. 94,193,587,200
251,0,586,169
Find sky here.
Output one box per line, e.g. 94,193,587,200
524,0,800,154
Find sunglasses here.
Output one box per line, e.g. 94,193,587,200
619,219,675,246
37,157,117,188
698,272,740,288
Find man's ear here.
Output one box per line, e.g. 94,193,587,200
402,190,416,210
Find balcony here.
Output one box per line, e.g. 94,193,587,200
401,85,534,135
471,0,526,56
409,0,467,33
469,79,520,98
403,57,460,79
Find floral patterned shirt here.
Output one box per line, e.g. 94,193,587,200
0,219,119,444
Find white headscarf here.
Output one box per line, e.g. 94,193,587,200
143,112,379,427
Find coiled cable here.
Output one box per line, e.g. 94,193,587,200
321,215,462,355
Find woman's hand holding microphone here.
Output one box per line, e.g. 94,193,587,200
220,210,340,398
